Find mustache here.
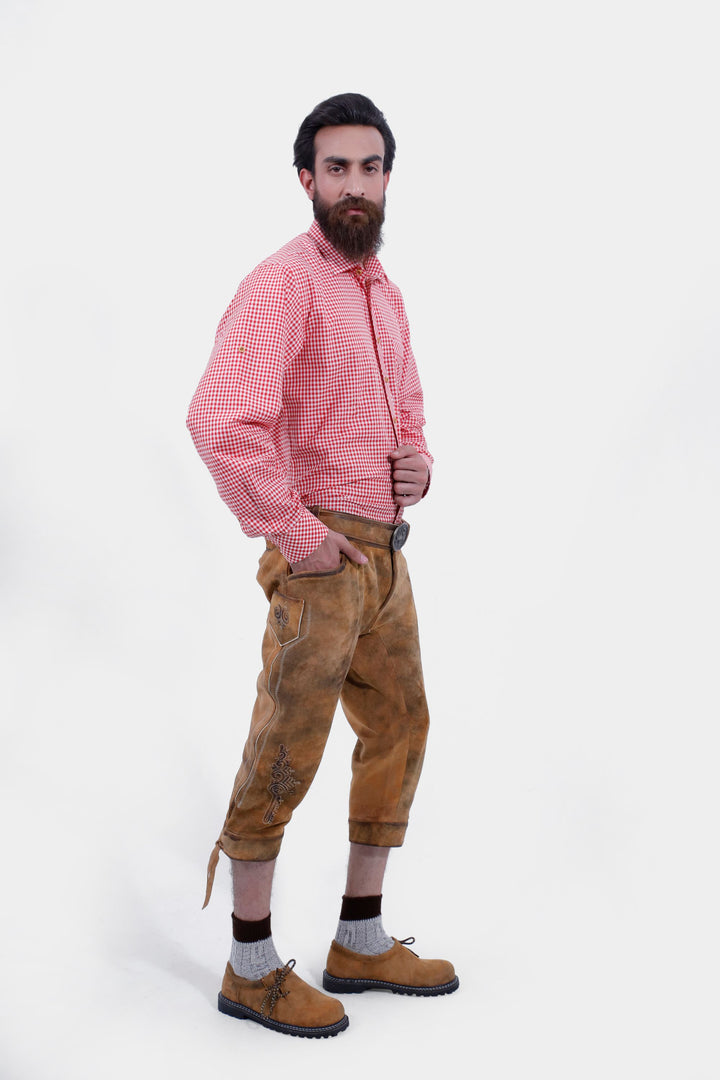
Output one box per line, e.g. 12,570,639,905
327,196,384,223
336,196,375,212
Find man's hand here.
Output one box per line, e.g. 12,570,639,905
389,445,430,507
290,529,368,574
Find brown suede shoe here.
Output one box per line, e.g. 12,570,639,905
218,959,349,1037
323,937,459,997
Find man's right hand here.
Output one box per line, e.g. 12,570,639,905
290,529,367,574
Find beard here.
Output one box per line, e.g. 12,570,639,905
313,194,385,261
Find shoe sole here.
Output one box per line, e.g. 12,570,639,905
217,992,349,1038
322,971,460,997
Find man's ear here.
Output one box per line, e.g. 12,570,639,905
299,168,315,201
383,170,391,193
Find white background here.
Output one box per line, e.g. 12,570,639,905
2,1,719,1076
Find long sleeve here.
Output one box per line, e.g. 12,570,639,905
187,262,328,562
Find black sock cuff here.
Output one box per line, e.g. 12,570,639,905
340,894,382,921
232,913,272,943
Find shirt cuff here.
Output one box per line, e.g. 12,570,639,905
267,510,329,564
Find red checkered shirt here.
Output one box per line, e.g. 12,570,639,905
187,220,432,563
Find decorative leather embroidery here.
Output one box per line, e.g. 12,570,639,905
268,591,304,646
263,744,299,824
273,604,290,630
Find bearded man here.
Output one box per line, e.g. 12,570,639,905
187,93,458,1038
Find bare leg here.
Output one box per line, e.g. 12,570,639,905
334,843,394,955
344,842,390,897
231,858,276,920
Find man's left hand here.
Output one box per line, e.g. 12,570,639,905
389,445,429,507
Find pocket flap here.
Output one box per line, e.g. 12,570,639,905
268,590,305,646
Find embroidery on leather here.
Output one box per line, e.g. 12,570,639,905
263,744,299,824
273,604,290,630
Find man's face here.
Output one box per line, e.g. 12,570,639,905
299,125,390,261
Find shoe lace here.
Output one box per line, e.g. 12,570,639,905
261,959,295,1016
399,936,418,957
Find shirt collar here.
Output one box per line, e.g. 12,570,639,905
308,219,386,284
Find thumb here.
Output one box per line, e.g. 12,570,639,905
337,534,368,565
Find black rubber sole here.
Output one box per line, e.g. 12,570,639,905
218,992,349,1038
322,971,460,997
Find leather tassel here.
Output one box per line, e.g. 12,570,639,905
203,839,222,909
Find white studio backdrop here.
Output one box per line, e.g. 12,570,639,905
1,1,719,1077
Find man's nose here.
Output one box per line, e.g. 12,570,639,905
344,168,365,197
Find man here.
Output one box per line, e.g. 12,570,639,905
187,93,457,1038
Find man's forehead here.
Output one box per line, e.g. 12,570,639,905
314,124,385,160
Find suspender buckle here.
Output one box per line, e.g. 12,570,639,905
391,522,410,551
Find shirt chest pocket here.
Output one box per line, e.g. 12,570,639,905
285,297,402,425
290,319,381,418
284,347,376,420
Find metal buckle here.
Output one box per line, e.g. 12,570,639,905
391,522,410,551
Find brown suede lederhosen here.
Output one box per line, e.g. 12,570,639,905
203,508,430,906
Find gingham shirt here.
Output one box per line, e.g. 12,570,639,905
187,220,432,563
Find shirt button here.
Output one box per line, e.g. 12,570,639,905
238,346,246,354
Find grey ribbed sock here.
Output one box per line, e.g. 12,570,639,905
230,936,283,979
229,913,282,979
335,914,394,955
335,896,394,955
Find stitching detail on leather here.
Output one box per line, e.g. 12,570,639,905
263,744,299,824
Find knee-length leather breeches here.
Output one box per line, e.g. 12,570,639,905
203,509,430,906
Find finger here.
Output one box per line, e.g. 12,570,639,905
388,445,418,461
337,535,368,565
390,456,426,473
391,467,425,481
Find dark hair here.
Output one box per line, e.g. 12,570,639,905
293,93,396,175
